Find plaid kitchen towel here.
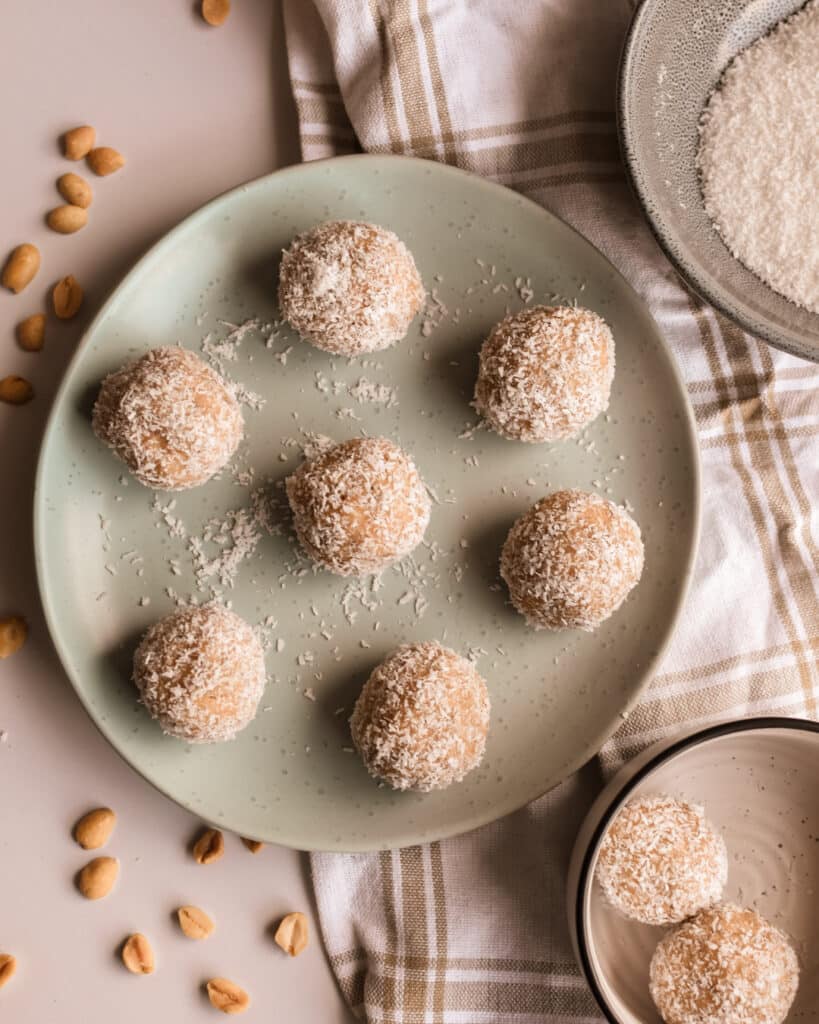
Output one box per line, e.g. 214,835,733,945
282,1,819,1020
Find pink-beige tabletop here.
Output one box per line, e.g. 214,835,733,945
0,1,353,1019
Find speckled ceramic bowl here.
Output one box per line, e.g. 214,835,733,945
619,0,819,362
567,717,819,1023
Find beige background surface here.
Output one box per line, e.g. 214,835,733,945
0,2,352,1019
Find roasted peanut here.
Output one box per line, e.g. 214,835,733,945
0,616,28,658
77,856,119,899
57,172,93,209
16,314,45,352
63,125,96,160
73,807,116,850
240,837,263,854
274,911,309,957
52,275,83,319
177,905,215,940
206,978,249,1014
2,244,40,293
202,0,231,26
0,954,16,990
121,933,154,975
87,146,125,176
46,205,88,234
192,828,224,865
0,377,34,405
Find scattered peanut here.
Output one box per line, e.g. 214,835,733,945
240,837,263,854
0,954,16,990
57,172,93,209
206,978,249,1015
73,807,116,850
16,314,45,352
2,243,40,293
52,275,83,319
87,146,125,176
274,912,309,957
77,856,119,900
0,616,28,659
121,933,154,975
63,125,96,161
177,905,215,940
193,827,224,865
202,0,231,26
46,205,88,234
0,377,34,405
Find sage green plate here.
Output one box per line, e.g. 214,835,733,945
34,155,699,852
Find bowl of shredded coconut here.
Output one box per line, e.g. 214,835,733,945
619,0,819,362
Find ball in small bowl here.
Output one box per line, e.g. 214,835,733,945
596,795,727,925
133,604,265,743
474,305,615,442
350,641,490,792
650,903,799,1024
92,346,243,490
285,436,431,576
500,489,644,630
278,220,425,356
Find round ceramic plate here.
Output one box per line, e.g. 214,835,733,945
34,154,699,852
619,0,819,362
568,718,819,1022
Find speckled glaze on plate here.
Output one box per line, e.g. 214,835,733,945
34,155,699,852
568,718,819,1023
619,0,819,363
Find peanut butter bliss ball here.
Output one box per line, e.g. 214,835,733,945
285,437,431,576
350,641,491,792
649,904,799,1024
474,305,615,442
92,346,243,490
500,489,644,630
596,795,728,925
133,604,265,743
278,220,425,356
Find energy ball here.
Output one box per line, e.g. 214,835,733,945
596,795,728,925
474,305,615,442
133,604,265,743
278,220,425,356
350,641,491,792
650,904,799,1024
93,346,243,490
500,489,643,630
285,437,431,576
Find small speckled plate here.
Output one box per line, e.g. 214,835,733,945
619,0,819,362
568,718,819,1023
34,155,699,852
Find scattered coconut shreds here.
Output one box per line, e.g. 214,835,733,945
420,288,449,338
348,377,398,407
152,496,188,540
229,379,266,410
202,318,263,370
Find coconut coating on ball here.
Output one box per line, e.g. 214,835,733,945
285,437,431,576
133,604,266,743
474,305,614,442
500,489,644,630
92,346,243,490
650,904,799,1024
278,220,425,356
350,642,491,792
596,795,728,925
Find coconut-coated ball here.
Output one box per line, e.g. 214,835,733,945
350,641,491,792
133,604,265,743
474,305,614,442
500,489,644,630
596,795,728,925
92,346,243,490
285,437,431,576
649,904,799,1024
278,220,425,356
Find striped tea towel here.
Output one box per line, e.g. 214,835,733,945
282,1,819,1020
